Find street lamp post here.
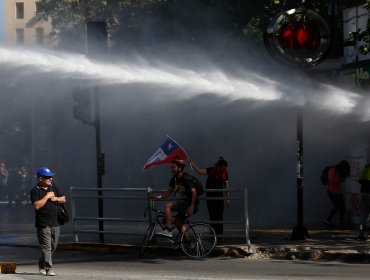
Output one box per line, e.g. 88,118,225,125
264,7,331,240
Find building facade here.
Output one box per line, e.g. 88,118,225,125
336,1,370,225
2,0,53,47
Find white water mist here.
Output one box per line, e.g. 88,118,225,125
0,46,365,119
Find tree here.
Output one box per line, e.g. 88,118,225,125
40,0,333,50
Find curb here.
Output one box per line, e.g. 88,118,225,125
56,241,370,263
252,246,370,263
58,242,251,258
59,243,140,255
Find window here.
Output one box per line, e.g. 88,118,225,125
16,2,24,20
36,28,44,44
35,1,43,14
16,29,24,45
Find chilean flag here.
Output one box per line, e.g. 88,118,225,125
142,136,189,171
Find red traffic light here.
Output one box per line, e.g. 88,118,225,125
264,9,332,68
279,21,320,50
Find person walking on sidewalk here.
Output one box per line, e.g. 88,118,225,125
30,167,66,276
357,164,370,240
325,160,350,226
151,159,199,237
190,156,230,236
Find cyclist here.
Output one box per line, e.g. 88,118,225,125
151,158,199,237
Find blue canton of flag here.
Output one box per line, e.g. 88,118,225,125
161,138,179,155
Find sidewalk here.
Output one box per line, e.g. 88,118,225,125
1,226,369,263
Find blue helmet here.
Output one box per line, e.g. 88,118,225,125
36,167,55,177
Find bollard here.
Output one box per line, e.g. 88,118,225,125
0,262,16,274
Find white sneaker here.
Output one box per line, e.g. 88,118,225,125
46,269,56,276
156,228,172,237
39,268,47,275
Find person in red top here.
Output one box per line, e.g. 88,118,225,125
190,156,230,236
325,160,350,226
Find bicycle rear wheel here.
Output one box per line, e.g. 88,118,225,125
139,224,155,256
181,223,217,258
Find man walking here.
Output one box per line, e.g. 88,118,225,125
30,167,66,276
324,160,350,226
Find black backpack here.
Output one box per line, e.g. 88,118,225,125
183,172,204,196
320,166,332,185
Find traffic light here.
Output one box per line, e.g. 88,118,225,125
264,8,332,68
72,87,92,124
279,21,320,50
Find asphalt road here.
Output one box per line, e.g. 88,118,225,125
0,246,369,280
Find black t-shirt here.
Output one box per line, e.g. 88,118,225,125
169,173,198,203
30,184,63,228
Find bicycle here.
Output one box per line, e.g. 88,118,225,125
139,207,217,259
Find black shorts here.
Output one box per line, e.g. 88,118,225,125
170,199,199,220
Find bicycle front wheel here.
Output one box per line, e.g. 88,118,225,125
139,224,155,256
181,223,217,258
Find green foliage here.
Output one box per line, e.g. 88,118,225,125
365,0,370,9
347,2,370,56
40,0,331,45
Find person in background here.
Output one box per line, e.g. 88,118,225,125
325,160,350,226
19,166,29,203
0,163,9,202
190,156,230,236
357,164,370,240
6,166,20,207
30,167,66,276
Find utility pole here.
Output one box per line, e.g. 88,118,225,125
291,112,308,240
86,19,108,243
94,86,105,243
72,18,108,243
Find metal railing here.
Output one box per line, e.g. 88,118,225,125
70,186,251,248
70,187,151,242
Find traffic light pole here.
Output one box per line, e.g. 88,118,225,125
94,86,105,243
291,111,308,240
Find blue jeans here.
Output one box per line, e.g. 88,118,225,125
37,226,60,269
